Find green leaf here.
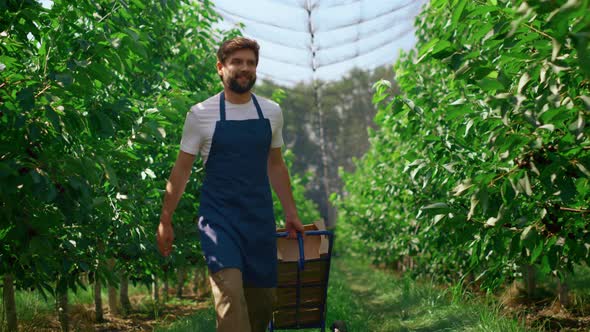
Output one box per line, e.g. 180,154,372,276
93,112,115,137
477,78,505,91
0,226,13,241
431,40,453,58
539,255,551,274
516,171,533,196
467,6,498,19
452,180,473,196
521,225,535,242
572,32,590,79
517,72,531,94
420,202,450,215
17,87,35,111
501,179,516,204
531,242,544,263
452,0,468,26
418,38,440,61
45,105,61,132
468,192,478,220
131,0,146,9
421,202,449,211
102,162,119,187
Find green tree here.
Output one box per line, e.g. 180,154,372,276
1,0,230,329
337,0,590,296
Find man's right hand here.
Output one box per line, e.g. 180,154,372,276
156,151,196,257
157,221,174,257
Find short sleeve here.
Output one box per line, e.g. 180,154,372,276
179,110,201,155
271,106,284,148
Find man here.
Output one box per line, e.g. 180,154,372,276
156,37,305,332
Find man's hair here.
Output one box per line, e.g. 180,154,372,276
217,37,260,65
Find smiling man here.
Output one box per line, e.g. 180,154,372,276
156,37,305,332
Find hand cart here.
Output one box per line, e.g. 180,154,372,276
270,230,347,332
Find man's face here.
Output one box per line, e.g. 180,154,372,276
217,49,257,94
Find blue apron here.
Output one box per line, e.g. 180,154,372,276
198,92,277,288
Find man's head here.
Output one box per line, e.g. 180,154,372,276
216,37,260,94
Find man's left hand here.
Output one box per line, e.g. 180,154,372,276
285,215,305,239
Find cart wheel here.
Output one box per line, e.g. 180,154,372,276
331,320,348,332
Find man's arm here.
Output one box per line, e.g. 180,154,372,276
267,147,305,239
157,150,196,256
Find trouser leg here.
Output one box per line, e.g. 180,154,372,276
244,287,276,332
209,268,251,332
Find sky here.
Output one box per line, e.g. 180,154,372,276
38,0,427,86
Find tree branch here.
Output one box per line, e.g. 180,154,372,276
35,84,51,98
560,207,590,213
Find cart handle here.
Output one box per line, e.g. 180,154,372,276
275,230,333,237
276,230,333,270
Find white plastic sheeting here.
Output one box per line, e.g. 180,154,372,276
213,0,428,86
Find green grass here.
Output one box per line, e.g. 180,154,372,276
564,264,590,317
154,306,216,332
158,254,531,332
1,291,54,322
0,281,149,325
4,262,587,331
320,255,530,332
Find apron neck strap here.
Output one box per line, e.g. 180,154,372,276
219,92,226,121
251,94,265,119
219,92,265,121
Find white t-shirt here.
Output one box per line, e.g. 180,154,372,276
180,92,284,164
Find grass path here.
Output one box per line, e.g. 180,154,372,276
159,254,530,332
317,255,528,332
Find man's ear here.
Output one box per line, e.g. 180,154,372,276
216,61,223,76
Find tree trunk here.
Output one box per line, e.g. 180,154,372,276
119,272,131,315
94,273,103,322
396,259,404,273
193,268,209,298
176,267,186,298
108,284,118,315
107,258,118,315
152,277,159,303
3,274,18,332
81,272,89,285
557,277,570,307
162,274,169,302
56,279,69,332
523,264,536,299
193,268,200,295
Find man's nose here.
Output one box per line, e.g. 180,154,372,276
239,62,253,71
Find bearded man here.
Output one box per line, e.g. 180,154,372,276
156,37,304,332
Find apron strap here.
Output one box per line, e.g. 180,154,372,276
219,92,226,121
251,94,265,120
219,92,265,120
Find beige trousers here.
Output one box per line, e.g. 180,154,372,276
209,268,276,332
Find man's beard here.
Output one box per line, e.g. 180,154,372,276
226,73,256,94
